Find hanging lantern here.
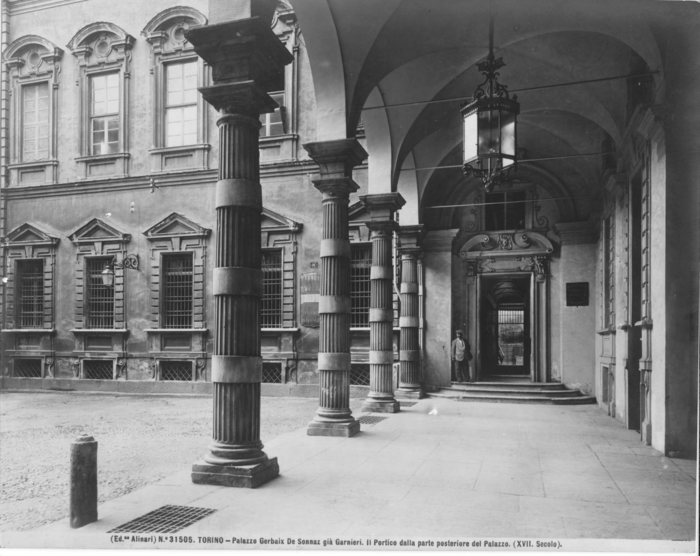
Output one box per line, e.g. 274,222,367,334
101,264,115,287
462,17,519,192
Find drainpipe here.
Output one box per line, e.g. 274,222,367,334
1,0,10,375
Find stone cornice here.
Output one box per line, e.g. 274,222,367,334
422,229,459,253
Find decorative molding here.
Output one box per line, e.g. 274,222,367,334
458,230,554,259
143,212,211,240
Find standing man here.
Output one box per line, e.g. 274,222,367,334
451,330,473,383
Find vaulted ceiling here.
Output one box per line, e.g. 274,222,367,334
290,0,687,227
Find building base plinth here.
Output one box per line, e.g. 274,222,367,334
191,457,279,488
361,399,400,413
396,388,425,399
307,419,360,437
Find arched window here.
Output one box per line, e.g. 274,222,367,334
142,7,209,172
67,23,135,178
3,35,63,185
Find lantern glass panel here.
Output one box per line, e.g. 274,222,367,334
501,110,516,166
478,108,501,156
463,110,478,163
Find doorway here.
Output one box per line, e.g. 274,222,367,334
480,275,531,379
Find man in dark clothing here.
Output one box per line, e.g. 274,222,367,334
451,329,472,383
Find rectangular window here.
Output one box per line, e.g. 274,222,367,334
351,244,372,327
86,257,115,328
260,91,285,137
261,250,283,328
165,61,198,147
485,190,527,231
90,73,120,155
16,260,44,329
162,254,194,329
22,83,49,162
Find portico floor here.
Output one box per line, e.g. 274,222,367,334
7,398,697,550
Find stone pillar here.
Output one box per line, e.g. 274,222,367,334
397,225,425,399
359,193,405,413
185,18,292,488
304,139,367,437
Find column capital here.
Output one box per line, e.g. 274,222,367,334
199,81,278,115
303,138,368,179
366,220,399,235
360,192,406,224
313,177,360,198
397,224,424,253
185,17,293,91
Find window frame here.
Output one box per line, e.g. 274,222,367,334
84,256,116,329
163,60,199,148
350,242,373,329
261,248,284,329
4,35,63,185
260,91,286,138
20,82,50,163
160,251,195,329
88,72,121,156
143,8,210,172
15,259,45,329
68,22,134,178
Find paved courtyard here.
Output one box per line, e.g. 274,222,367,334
1,394,696,552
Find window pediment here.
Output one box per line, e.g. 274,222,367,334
3,35,63,78
261,207,302,233
68,22,135,66
144,213,211,239
69,218,130,244
3,223,59,247
142,7,207,55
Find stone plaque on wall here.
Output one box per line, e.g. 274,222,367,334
300,272,320,328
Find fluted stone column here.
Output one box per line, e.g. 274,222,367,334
304,139,367,437
186,18,292,488
360,193,405,413
397,225,425,399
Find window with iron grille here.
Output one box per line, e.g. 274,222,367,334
262,361,283,384
261,250,283,328
83,359,113,380
351,244,372,327
16,260,44,329
14,358,42,378
86,257,115,328
162,254,193,328
350,363,370,386
160,360,192,381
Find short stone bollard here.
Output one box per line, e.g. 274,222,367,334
70,434,97,528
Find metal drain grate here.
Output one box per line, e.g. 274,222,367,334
400,401,417,407
358,415,388,426
107,505,216,534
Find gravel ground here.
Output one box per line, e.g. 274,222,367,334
0,391,364,532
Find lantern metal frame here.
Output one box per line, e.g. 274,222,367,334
462,15,519,193
100,254,139,287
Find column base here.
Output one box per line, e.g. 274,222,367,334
307,419,360,437
396,387,425,400
361,399,400,413
191,457,279,488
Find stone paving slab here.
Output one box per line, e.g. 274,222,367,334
3,398,697,551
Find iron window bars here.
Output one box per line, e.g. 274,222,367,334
162,254,194,329
261,250,283,328
16,259,44,328
350,244,372,327
86,257,115,328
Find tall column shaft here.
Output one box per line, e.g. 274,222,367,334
186,16,292,488
304,139,367,437
398,252,424,395
359,193,405,413
397,225,424,399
